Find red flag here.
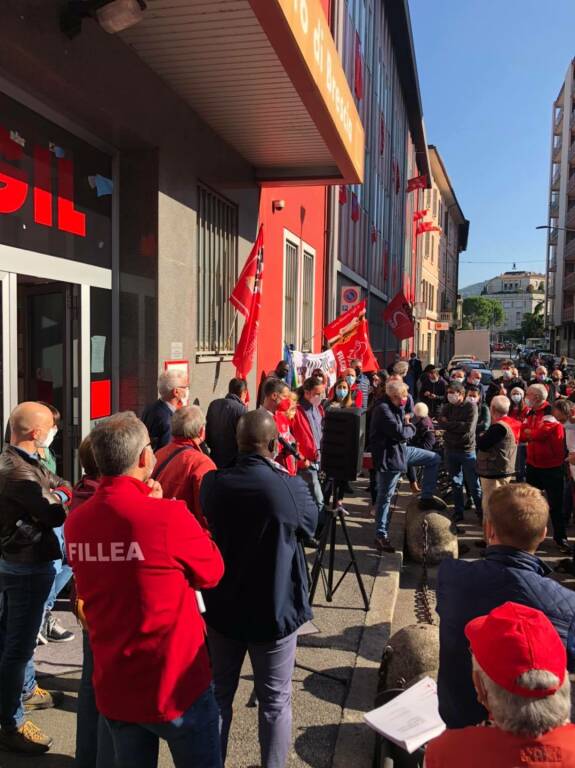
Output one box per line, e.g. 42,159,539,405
416,221,441,236
354,32,363,100
232,233,264,379
407,174,428,193
383,291,415,341
229,224,264,317
324,300,366,345
331,318,378,374
339,185,348,205
413,209,429,221
351,192,360,222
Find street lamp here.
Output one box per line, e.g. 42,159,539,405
536,225,575,233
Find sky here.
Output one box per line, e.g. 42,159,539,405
409,0,575,290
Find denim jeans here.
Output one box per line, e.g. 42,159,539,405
102,687,221,768
299,467,325,531
446,450,482,519
375,447,440,538
0,561,55,729
208,627,298,768
76,631,115,768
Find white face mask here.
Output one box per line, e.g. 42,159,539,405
447,393,461,405
37,427,57,449
502,369,512,380
511,394,523,404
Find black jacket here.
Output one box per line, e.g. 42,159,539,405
142,399,173,451
437,546,575,729
201,454,317,642
205,394,247,468
369,396,416,473
0,446,67,563
485,376,526,405
440,400,478,453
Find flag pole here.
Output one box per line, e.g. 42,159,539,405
225,310,239,352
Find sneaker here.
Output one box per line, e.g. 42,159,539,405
555,539,573,555
418,497,448,512
23,686,64,711
374,536,395,553
36,629,48,646
44,613,75,643
0,721,52,753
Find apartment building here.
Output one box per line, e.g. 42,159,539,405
415,146,469,365
545,59,575,355
484,271,545,333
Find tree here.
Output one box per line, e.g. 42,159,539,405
520,301,545,341
462,297,504,329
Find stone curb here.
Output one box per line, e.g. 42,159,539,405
331,494,408,768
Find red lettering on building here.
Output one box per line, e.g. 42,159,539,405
0,125,86,237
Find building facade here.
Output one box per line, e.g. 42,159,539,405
331,0,430,364
415,146,468,366
0,0,362,480
545,59,575,355
483,271,545,334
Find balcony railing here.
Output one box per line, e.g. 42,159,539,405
554,137,563,159
563,304,574,322
552,168,561,189
550,199,560,217
564,272,575,292
566,238,575,260
568,206,575,230
549,255,557,272
556,107,564,130
439,311,454,324
549,226,559,244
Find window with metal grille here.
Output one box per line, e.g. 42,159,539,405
302,251,314,352
196,185,238,354
284,240,299,349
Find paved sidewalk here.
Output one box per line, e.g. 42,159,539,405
0,480,408,768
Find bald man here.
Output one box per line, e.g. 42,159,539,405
0,403,71,754
201,409,318,768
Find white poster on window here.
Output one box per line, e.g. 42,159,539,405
91,335,106,374
291,349,337,389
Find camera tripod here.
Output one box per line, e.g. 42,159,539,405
308,485,370,612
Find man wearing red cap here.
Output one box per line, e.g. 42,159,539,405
426,602,575,767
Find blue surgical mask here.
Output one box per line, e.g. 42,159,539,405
336,388,348,400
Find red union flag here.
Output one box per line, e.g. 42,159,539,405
229,224,264,317
323,301,378,373
407,174,428,193
232,230,264,379
413,209,430,221
383,291,415,341
416,221,441,236
339,185,348,205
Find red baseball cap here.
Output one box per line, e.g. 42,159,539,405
465,602,566,699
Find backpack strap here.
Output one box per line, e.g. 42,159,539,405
152,445,196,480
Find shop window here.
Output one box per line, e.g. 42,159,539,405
283,233,315,353
196,185,238,354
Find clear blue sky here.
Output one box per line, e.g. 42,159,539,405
409,0,575,290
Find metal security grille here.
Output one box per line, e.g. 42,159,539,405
302,251,314,352
284,240,299,349
196,185,238,354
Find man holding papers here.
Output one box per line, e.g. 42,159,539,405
425,602,575,767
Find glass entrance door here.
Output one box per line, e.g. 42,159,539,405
17,277,81,481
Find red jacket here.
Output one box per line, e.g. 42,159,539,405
499,415,521,444
520,403,565,469
154,438,216,526
426,723,575,768
274,412,297,476
65,475,224,723
292,402,324,467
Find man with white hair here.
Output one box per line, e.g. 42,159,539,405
427,602,575,767
476,395,519,511
142,369,190,451
153,406,215,526
521,383,570,552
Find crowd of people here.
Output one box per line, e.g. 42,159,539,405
2,351,575,765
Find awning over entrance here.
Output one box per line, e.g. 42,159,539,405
120,0,364,185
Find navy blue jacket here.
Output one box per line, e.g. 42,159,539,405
141,399,173,452
437,546,575,729
369,396,416,473
205,394,247,468
201,454,318,642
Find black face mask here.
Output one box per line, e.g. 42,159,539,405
355,367,361,377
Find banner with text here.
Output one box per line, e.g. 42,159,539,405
290,349,338,388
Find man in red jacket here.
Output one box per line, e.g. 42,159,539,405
65,411,224,768
521,384,570,553
153,405,215,526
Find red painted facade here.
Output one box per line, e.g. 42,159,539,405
257,186,327,378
